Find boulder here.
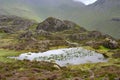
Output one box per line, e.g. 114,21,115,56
103,38,119,49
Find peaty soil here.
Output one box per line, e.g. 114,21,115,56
0,60,120,80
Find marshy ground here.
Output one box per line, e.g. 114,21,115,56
0,15,120,80
0,47,120,80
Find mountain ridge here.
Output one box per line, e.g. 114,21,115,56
0,0,120,38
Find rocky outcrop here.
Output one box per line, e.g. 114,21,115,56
19,31,34,39
88,31,105,38
103,38,119,49
0,15,35,33
69,31,108,41
36,30,51,36
85,40,102,49
0,16,119,52
85,38,119,49
36,17,78,32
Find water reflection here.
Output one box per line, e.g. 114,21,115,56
9,47,107,66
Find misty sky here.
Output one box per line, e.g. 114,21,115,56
74,0,97,5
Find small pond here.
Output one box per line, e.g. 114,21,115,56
9,47,108,66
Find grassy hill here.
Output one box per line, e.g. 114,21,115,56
0,0,120,38
0,15,120,80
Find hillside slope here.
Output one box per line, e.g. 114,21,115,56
0,0,119,38
0,15,119,52
0,15,120,80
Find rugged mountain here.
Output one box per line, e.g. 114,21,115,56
0,0,85,21
0,0,119,38
86,0,120,38
36,17,81,32
90,0,120,8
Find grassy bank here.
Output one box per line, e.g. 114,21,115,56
0,49,22,62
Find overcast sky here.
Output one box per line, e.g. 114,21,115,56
74,0,97,5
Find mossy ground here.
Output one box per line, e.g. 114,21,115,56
0,45,120,80
0,15,119,79
0,49,23,63
0,32,120,79
67,46,120,80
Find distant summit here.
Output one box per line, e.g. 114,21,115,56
90,0,120,7
36,17,79,32
74,0,97,5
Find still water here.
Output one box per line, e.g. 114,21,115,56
9,47,107,66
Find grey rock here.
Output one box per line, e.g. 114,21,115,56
36,17,77,32
36,30,51,36
19,31,33,39
103,38,119,49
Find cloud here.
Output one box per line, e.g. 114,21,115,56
74,0,97,5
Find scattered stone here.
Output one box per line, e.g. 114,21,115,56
53,64,61,70
36,30,51,36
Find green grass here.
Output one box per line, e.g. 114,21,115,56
0,46,119,79
0,49,22,63
99,46,110,51
0,31,21,47
49,45,69,50
29,23,38,31
0,32,7,38
36,36,47,40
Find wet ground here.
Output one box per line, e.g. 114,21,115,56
0,60,120,80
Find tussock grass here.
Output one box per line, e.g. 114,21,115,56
0,49,22,62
